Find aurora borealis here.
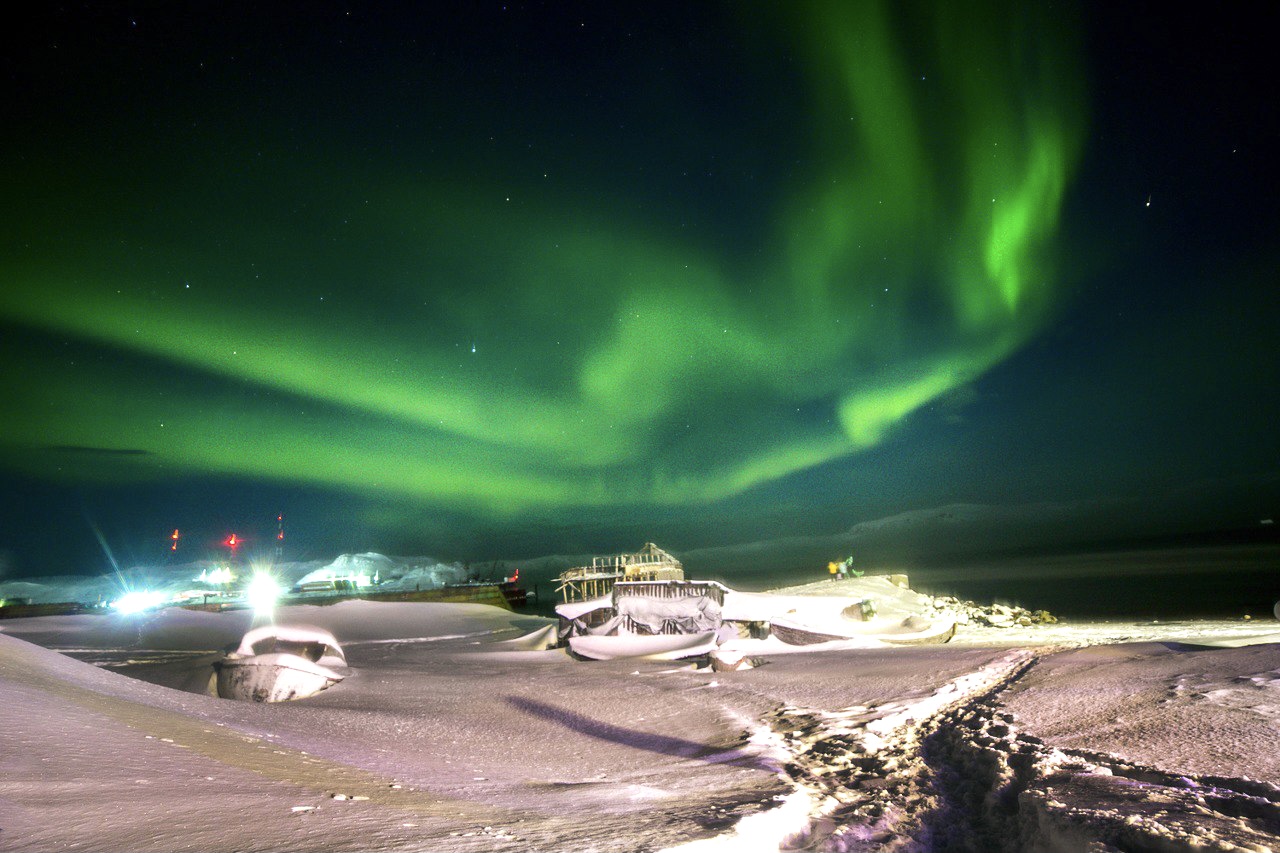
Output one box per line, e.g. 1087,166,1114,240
1,2,1276,576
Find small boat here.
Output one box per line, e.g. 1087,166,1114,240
770,614,956,647
213,625,348,702
568,631,719,661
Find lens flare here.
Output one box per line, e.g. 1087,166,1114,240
113,590,167,615
245,573,281,613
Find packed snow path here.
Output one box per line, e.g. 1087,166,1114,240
724,650,1280,852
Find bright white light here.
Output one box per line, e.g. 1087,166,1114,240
113,590,167,615
197,566,235,585
245,573,281,612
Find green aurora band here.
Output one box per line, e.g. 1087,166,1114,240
0,1,1085,515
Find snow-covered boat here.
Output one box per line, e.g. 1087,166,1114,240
568,631,719,661
213,625,348,702
555,573,959,660
769,613,956,646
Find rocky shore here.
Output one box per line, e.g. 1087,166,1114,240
925,595,1058,628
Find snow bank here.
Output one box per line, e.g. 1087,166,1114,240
1003,640,1280,782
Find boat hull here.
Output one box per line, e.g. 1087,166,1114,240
568,631,718,661
770,618,956,647
214,653,344,702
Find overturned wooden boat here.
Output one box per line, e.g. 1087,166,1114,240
214,625,348,702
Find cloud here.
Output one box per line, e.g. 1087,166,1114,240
45,445,152,456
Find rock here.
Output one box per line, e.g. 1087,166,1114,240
926,593,1056,629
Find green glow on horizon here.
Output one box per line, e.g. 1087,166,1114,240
0,0,1084,514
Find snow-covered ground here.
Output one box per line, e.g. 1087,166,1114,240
1,590,1278,851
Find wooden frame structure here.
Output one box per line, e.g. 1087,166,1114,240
556,542,684,603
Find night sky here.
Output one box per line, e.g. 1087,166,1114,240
2,2,1276,580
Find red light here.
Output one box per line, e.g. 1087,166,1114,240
225,534,239,549
277,530,284,540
